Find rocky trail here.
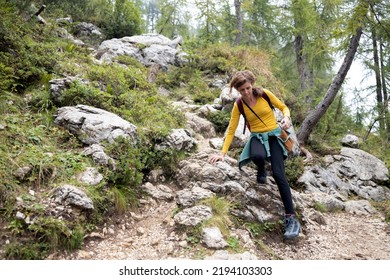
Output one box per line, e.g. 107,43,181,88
55,202,390,260
54,138,390,261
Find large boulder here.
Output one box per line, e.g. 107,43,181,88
298,147,390,202
54,104,137,145
95,33,187,69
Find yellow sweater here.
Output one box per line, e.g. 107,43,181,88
222,89,290,154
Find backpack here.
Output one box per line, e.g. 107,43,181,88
236,91,274,134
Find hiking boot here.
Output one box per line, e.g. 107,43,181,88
257,169,267,184
284,215,300,239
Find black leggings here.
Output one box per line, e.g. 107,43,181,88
250,136,295,215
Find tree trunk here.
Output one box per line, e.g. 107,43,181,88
297,27,363,144
295,34,310,93
371,22,384,132
34,5,46,16
380,41,390,139
233,0,242,46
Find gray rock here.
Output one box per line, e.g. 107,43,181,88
54,184,94,210
76,167,103,186
344,200,377,215
341,134,359,148
156,128,196,152
54,105,137,145
96,34,188,69
83,144,115,168
14,166,33,180
185,112,217,139
141,182,174,201
176,186,215,207
202,227,228,249
173,205,212,226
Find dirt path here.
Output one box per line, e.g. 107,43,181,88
267,212,390,260
54,138,390,261
55,199,390,260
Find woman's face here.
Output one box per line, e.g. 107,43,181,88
237,82,253,98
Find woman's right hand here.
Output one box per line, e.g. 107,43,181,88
209,153,225,164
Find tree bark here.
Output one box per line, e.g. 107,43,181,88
297,26,363,144
371,21,385,132
380,42,390,139
233,0,242,46
295,34,310,92
34,5,46,16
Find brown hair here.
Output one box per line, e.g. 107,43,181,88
229,70,263,96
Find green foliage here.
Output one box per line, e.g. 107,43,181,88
0,3,34,91
193,0,221,44
141,142,188,178
102,0,142,39
0,91,24,115
58,81,113,109
245,221,279,239
1,113,90,189
6,217,84,259
109,186,138,214
201,196,233,236
27,217,72,250
115,55,145,69
157,66,218,105
226,236,242,253
105,137,144,189
206,110,231,133
156,65,215,105
102,134,188,213
155,66,193,89
2,0,389,260
5,241,48,260
86,62,151,96
5,188,86,259
28,87,54,114
313,201,328,213
185,224,203,246
188,44,284,95
188,71,219,105
120,90,185,138
155,0,190,38
285,156,305,187
52,61,186,139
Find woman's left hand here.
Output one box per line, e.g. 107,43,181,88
281,116,291,130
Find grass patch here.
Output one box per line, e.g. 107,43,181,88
313,201,328,213
372,200,390,223
201,196,234,237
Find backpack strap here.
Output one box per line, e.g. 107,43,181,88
236,97,249,134
261,91,274,110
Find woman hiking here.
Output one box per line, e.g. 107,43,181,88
209,70,300,240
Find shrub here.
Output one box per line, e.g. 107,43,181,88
59,81,113,109
206,110,231,133
104,137,144,189
285,156,305,187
